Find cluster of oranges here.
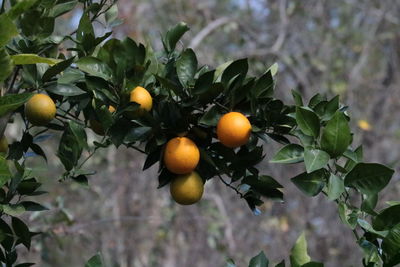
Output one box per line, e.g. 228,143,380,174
2,86,253,206
164,111,252,205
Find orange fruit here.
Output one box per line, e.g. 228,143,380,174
129,86,152,115
25,94,56,126
217,111,252,148
0,136,8,154
164,137,200,174
170,171,204,205
90,105,116,135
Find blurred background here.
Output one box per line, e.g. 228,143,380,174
8,0,400,266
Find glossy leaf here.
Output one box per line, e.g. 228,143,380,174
12,217,31,250
76,57,112,80
270,144,304,164
320,111,351,157
372,204,400,231
382,224,400,260
42,57,75,81
46,83,86,96
344,163,394,195
303,148,330,173
291,169,326,197
164,22,189,52
295,107,320,138
248,251,269,267
176,48,197,87
0,93,33,117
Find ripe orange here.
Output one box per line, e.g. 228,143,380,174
170,171,204,205
217,111,252,148
90,105,116,135
25,93,56,126
164,137,200,174
0,136,8,154
129,86,152,115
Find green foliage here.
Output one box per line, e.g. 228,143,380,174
0,0,397,265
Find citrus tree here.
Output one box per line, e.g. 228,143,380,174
0,0,399,266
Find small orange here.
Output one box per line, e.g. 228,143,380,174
217,111,252,148
164,137,200,174
129,86,152,115
90,105,116,135
170,171,204,205
0,136,8,154
25,93,56,126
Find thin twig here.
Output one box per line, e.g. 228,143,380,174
217,173,244,198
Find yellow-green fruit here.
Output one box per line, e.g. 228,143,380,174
170,172,204,205
25,94,56,126
0,136,8,154
129,86,152,117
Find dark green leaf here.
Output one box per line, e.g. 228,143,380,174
344,163,394,195
0,93,33,117
252,71,274,97
291,169,326,197
242,175,283,200
77,12,94,42
12,217,31,250
320,111,351,157
85,253,104,267
42,57,75,81
76,57,112,80
20,201,48,211
176,48,197,87
164,22,189,52
221,58,248,87
0,156,11,187
8,0,37,19
270,144,304,164
295,107,320,138
124,127,152,143
46,83,87,96
291,90,303,106
199,105,222,126
248,251,269,267
29,143,47,161
0,14,18,47
72,174,89,187
372,204,400,231
382,224,400,260
0,48,14,82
